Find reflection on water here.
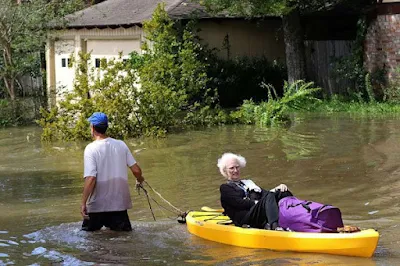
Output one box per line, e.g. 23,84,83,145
1,115,400,265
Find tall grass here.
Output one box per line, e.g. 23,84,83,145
310,95,400,116
231,80,321,126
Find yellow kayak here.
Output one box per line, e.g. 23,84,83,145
186,210,379,258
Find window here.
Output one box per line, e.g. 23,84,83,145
61,58,72,68
95,58,108,68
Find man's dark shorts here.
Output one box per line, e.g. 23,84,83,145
82,210,132,231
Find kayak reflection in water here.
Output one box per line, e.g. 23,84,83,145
217,152,293,230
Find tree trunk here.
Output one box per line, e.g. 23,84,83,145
282,9,307,84
3,43,15,100
3,42,17,118
3,77,15,100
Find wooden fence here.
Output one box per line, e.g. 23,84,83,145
18,75,43,97
305,40,354,96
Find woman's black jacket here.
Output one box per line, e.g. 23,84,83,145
220,182,261,225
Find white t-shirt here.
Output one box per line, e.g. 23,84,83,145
84,137,136,213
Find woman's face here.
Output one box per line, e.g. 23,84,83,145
225,158,241,181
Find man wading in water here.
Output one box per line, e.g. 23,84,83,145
81,112,145,231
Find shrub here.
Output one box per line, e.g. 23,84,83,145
0,100,15,126
207,56,287,108
231,80,321,126
0,98,40,126
382,67,400,103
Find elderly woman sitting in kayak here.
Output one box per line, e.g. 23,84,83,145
217,152,293,230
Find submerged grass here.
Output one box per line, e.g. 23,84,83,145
232,82,400,129
310,98,400,117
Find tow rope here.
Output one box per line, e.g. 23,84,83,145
136,181,188,223
136,183,156,221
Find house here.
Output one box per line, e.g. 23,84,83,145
364,0,400,82
46,0,285,106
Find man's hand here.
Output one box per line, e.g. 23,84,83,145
136,175,145,184
130,164,144,184
135,180,142,193
81,204,89,220
81,176,96,220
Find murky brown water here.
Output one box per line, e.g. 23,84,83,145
1,114,400,265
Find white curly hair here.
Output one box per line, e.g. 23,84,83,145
217,152,246,178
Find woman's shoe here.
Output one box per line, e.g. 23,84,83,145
264,222,279,230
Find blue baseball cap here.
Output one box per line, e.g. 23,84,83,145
88,112,108,127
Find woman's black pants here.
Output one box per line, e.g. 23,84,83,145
240,190,293,229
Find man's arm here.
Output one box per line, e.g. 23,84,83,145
130,163,145,183
81,176,96,219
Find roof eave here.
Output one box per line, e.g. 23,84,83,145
61,23,143,30
57,14,281,30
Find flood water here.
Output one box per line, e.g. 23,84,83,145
1,114,400,265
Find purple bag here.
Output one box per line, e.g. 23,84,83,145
278,196,344,233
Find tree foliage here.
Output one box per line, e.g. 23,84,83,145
38,3,226,141
199,0,374,16
0,0,84,101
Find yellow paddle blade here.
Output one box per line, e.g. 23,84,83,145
201,206,224,212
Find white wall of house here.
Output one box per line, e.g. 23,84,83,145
46,20,286,105
197,19,286,61
87,39,140,69
54,40,75,95
47,27,142,105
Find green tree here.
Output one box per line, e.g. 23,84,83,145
0,0,83,105
39,3,225,141
134,5,221,131
198,0,374,84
